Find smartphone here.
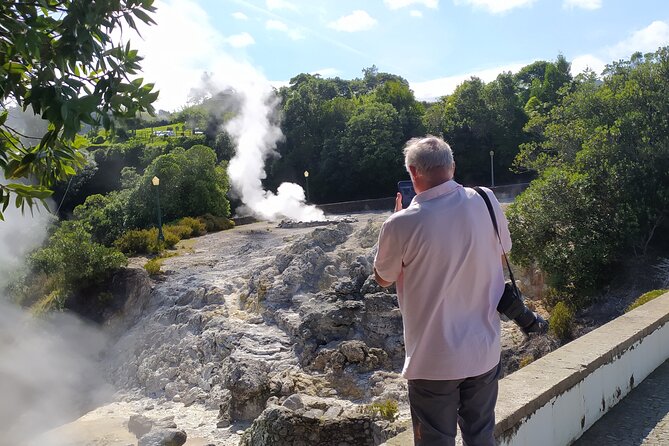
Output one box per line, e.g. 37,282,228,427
397,180,416,209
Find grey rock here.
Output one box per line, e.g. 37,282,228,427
323,405,342,420
282,394,304,411
128,414,153,439
239,406,378,446
303,408,324,419
138,429,187,446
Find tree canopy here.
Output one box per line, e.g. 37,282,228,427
0,0,158,219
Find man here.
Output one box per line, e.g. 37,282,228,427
374,136,510,446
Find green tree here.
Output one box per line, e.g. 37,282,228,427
128,145,230,227
0,0,158,219
509,47,669,303
341,100,404,199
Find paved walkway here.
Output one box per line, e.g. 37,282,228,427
574,359,669,445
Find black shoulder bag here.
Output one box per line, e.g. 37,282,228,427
473,187,548,335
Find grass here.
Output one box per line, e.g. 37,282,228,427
625,289,668,313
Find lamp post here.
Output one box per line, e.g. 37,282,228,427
303,170,310,202
152,176,165,242
489,150,495,188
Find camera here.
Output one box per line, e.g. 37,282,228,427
497,282,548,335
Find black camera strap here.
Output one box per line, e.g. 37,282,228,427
473,187,517,287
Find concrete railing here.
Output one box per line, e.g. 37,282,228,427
384,292,669,446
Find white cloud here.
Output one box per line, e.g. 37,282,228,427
455,0,536,14
266,0,297,11
232,11,248,20
410,61,528,101
570,54,606,75
265,19,304,40
127,0,225,110
310,68,341,77
384,0,439,9
328,10,377,32
224,32,256,48
607,20,669,59
410,10,424,17
563,0,602,10
570,21,669,77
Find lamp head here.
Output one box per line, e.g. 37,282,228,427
152,176,160,186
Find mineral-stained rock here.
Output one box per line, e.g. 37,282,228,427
138,428,187,446
239,406,378,446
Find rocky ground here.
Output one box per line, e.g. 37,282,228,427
38,211,548,446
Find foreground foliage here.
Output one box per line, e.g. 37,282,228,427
0,0,158,219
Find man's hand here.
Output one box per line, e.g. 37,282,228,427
394,192,402,212
522,313,549,336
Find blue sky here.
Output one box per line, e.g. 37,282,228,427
134,0,669,110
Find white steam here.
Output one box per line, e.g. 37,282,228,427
0,198,112,445
0,304,112,445
221,64,325,222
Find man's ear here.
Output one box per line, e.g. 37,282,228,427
409,165,419,179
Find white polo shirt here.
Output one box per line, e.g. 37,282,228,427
374,180,512,380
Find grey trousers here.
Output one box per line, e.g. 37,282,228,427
408,361,501,446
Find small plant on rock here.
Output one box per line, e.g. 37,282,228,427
549,301,574,342
364,399,398,421
144,258,163,276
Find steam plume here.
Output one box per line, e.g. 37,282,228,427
0,188,112,445
222,66,325,222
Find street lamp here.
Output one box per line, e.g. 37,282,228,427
303,170,310,202
489,150,495,188
152,176,165,242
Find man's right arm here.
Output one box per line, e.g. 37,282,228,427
373,218,402,287
374,268,393,288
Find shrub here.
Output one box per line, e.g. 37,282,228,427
144,258,163,276
519,355,534,368
549,301,574,342
162,230,180,249
198,213,235,232
114,229,156,255
625,289,668,313
115,227,180,255
164,224,193,240
31,221,127,289
364,400,398,421
178,217,207,236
